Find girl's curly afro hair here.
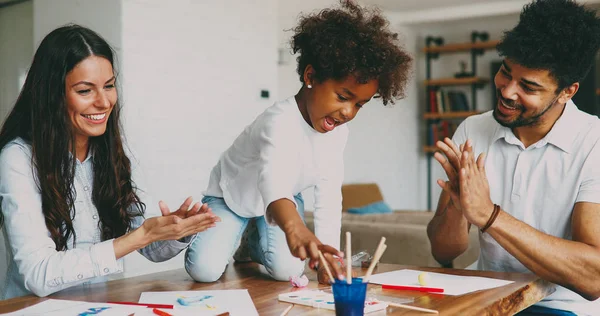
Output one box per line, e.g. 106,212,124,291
291,0,412,105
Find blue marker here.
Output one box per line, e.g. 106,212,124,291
177,295,213,306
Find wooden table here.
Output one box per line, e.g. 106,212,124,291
0,263,555,315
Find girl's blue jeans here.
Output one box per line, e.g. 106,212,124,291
185,194,305,282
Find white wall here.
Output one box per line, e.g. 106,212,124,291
120,0,278,277
0,0,33,293
341,25,421,211
0,0,33,122
33,0,122,53
277,0,337,98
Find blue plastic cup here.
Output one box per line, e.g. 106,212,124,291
331,278,368,316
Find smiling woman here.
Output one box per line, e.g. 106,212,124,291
0,24,220,300
65,56,117,162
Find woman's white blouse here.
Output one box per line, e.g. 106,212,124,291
0,138,190,299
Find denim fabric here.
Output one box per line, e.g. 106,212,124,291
185,194,305,282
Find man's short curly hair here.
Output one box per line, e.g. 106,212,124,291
497,0,600,90
291,1,412,105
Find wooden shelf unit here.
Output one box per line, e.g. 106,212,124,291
425,77,489,87
423,111,481,120
423,146,439,153
423,32,497,210
422,40,499,54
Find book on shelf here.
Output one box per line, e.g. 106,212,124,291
428,89,470,113
427,121,459,146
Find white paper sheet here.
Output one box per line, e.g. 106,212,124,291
368,269,514,295
138,290,258,316
0,299,145,316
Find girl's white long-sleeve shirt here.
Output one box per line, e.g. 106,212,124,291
204,96,347,249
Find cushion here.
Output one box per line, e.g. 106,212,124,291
346,201,393,215
342,183,384,212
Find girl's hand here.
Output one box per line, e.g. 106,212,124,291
317,264,332,284
316,257,354,284
267,198,345,280
284,223,345,280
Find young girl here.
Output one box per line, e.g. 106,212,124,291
0,25,219,299
185,1,412,284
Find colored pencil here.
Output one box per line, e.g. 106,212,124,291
382,284,445,293
318,250,335,283
279,304,294,316
346,232,352,284
362,238,387,283
385,302,439,314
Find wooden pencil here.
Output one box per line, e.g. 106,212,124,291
346,231,352,284
362,243,387,282
279,304,293,316
386,302,439,314
318,250,335,283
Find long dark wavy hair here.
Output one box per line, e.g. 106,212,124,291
0,24,145,251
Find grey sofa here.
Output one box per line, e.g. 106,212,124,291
304,183,480,268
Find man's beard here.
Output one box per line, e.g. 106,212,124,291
493,89,559,128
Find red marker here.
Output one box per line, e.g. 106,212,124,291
382,284,444,293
